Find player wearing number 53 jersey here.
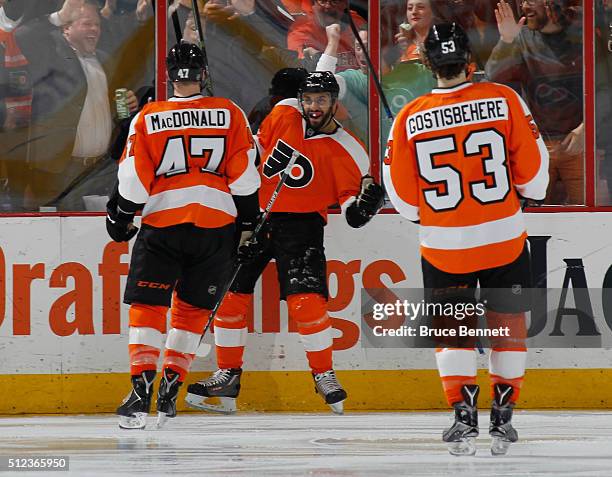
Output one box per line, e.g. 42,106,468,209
384,23,548,456
106,42,260,430
185,72,384,415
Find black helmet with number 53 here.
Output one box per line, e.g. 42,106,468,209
424,22,471,69
166,41,205,83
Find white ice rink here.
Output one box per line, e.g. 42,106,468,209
1,412,611,476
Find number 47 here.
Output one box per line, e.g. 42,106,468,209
156,136,226,177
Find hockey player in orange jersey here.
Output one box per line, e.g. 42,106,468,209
185,72,384,415
106,42,261,430
384,23,549,455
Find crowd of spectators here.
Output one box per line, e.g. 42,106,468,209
0,0,607,211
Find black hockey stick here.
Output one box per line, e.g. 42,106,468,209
195,150,300,357
344,6,394,120
191,0,214,96
170,3,182,43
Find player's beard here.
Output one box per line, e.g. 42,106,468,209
306,107,335,132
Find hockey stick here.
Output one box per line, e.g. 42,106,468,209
195,149,300,357
170,2,182,43
191,0,214,96
344,6,394,120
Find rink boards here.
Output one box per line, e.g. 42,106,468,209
0,212,611,413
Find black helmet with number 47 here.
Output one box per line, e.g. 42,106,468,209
166,41,205,83
424,22,471,69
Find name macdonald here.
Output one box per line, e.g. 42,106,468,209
145,108,230,134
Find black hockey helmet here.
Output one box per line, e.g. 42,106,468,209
166,41,205,83
424,22,471,69
298,72,340,100
270,67,309,98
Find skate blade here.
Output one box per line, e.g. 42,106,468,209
118,413,147,430
490,436,512,456
447,437,476,456
155,412,170,429
328,400,345,415
185,393,237,414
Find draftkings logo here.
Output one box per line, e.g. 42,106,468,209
263,140,314,188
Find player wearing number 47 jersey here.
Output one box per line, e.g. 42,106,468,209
185,72,384,415
106,42,260,430
384,23,548,456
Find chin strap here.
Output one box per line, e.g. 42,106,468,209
301,99,338,136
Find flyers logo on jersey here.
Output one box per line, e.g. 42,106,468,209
263,140,314,188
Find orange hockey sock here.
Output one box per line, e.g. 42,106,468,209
486,311,527,403
288,293,333,374
163,295,212,381
435,347,478,406
127,304,167,375
214,292,250,369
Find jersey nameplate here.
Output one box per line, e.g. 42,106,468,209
145,108,231,134
407,99,508,140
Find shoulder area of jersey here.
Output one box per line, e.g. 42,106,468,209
273,97,301,111
395,91,434,116
166,94,247,115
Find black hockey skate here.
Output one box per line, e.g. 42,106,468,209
443,384,479,456
117,370,156,430
155,368,182,429
489,383,518,455
185,368,242,414
313,370,347,415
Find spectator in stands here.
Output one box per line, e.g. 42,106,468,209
486,0,584,204
0,1,33,210
436,0,500,72
200,0,300,113
317,23,435,142
395,0,434,63
14,0,138,210
287,0,366,71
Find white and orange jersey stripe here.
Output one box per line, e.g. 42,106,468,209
256,98,369,220
118,94,260,229
384,82,549,274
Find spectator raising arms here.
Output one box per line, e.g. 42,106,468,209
486,0,583,204
317,23,435,142
200,0,299,115
288,0,366,71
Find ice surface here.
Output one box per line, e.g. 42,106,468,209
0,412,611,476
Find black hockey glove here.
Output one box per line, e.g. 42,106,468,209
106,196,138,242
519,196,544,210
236,214,270,265
345,175,385,228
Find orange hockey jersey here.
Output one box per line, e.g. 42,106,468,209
383,82,549,273
257,98,369,220
118,94,260,228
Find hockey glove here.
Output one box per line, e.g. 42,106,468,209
236,214,270,265
345,175,385,228
106,196,138,242
519,196,544,210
